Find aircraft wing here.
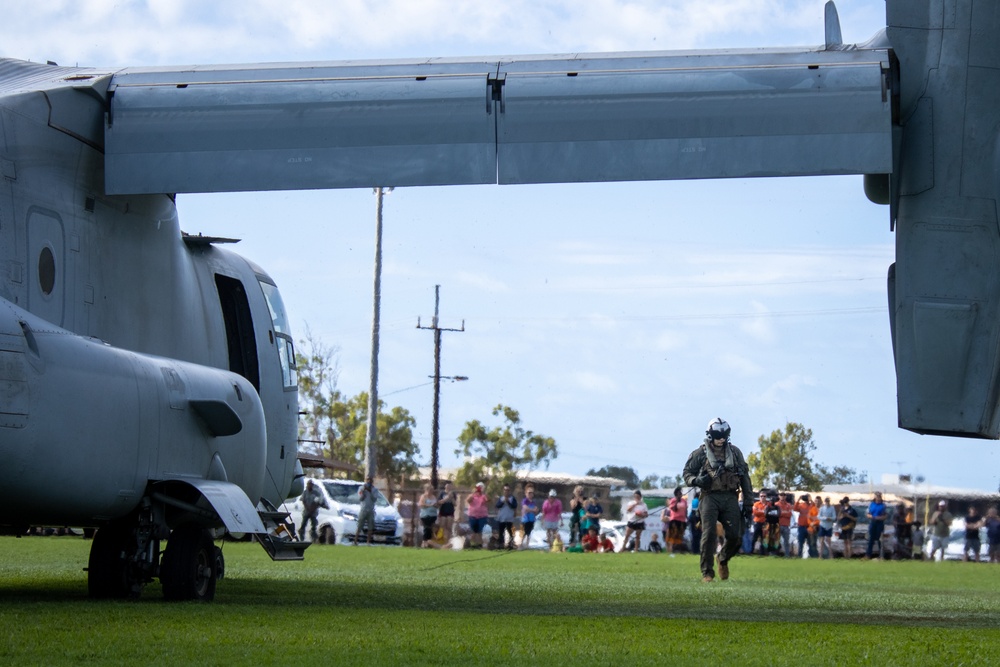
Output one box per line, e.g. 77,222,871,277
103,47,892,195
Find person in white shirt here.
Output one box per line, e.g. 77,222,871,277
621,490,649,553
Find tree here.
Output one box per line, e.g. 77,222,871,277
334,392,419,498
454,405,557,495
639,474,660,490
296,332,419,497
747,422,823,491
746,422,861,491
296,330,342,459
660,473,685,490
586,465,640,488
818,465,866,485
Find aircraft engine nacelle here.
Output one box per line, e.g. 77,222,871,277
0,300,266,528
888,1,1000,437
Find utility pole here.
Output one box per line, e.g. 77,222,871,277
364,186,391,481
417,285,465,489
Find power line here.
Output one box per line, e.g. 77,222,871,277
459,305,885,324
382,381,434,397
582,275,887,291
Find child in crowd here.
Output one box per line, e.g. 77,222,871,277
911,521,925,560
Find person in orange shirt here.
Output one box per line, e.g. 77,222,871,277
777,493,794,557
807,497,821,558
751,491,768,555
794,494,813,558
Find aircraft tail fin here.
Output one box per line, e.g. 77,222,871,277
825,1,844,49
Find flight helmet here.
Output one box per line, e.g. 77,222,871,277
706,418,731,441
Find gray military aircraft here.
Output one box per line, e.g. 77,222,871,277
0,0,996,600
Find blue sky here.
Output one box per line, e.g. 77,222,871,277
6,1,998,492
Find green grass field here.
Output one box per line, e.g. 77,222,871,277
1,536,998,666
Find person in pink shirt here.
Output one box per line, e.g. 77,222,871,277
465,482,490,549
666,487,688,555
541,489,564,548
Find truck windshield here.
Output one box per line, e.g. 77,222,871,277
322,481,390,507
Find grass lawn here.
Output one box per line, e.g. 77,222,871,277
1,536,998,665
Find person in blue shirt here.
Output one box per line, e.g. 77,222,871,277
520,486,539,550
984,506,1000,563
582,497,603,533
865,491,888,559
689,490,702,554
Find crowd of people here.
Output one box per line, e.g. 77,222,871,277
396,421,1000,574
411,480,628,552
405,476,1000,564
687,485,1000,565
742,491,888,560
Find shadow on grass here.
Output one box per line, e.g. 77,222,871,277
215,574,1000,629
2,540,998,630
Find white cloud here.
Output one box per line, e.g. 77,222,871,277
454,271,510,293
552,242,639,267
570,370,619,393
4,1,880,68
750,373,819,407
719,351,764,377
653,329,686,352
738,300,776,342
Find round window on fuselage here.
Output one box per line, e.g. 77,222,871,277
38,246,56,295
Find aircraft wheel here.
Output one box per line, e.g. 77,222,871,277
214,546,225,581
160,525,217,601
320,525,335,545
87,524,131,599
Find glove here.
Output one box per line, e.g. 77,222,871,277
693,475,711,489
741,504,753,521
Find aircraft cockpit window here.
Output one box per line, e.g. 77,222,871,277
276,334,297,389
259,280,290,336
259,280,296,390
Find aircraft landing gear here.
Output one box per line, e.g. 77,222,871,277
87,522,131,599
87,515,158,599
160,525,217,601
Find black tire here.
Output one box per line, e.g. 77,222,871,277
87,524,131,599
160,525,217,602
320,525,335,545
213,546,225,581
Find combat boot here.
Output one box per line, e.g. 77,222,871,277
717,555,729,580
